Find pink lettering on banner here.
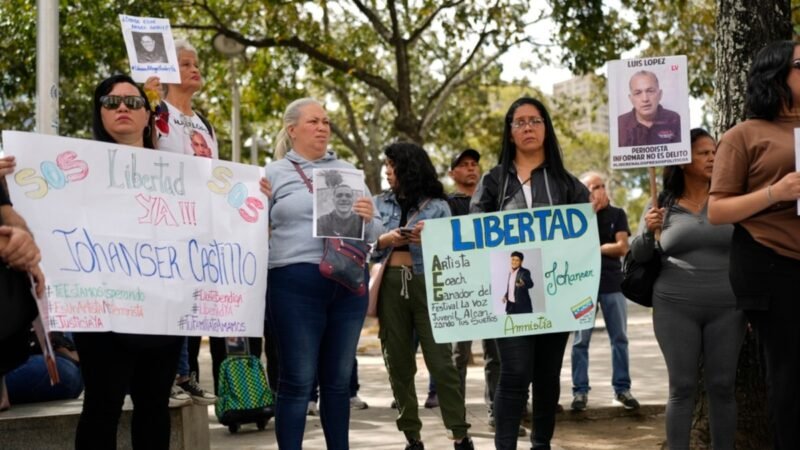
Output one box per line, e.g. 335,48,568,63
191,288,244,307
136,194,179,226
50,315,104,329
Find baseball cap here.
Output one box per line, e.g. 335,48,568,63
450,148,480,169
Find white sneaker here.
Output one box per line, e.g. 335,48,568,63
350,395,368,410
307,401,319,416
168,384,192,407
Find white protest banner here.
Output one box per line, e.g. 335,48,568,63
794,129,800,215
120,15,181,83
3,131,268,337
422,204,600,343
608,55,691,169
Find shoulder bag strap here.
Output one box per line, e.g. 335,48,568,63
290,161,313,193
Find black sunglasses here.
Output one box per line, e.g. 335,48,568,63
100,95,146,110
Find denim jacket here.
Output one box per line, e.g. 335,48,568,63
372,191,451,274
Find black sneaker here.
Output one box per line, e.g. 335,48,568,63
454,436,474,450
405,438,425,450
571,393,588,411
613,391,640,410
424,392,439,408
178,372,217,405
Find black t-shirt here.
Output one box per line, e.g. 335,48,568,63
597,205,630,293
0,181,10,207
446,193,471,217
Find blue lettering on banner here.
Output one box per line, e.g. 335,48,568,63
451,208,588,251
53,227,258,286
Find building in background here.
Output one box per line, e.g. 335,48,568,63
553,75,609,134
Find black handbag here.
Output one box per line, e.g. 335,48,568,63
620,248,661,307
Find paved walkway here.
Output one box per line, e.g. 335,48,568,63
202,302,667,449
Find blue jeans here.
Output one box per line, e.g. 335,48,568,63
177,337,190,377
310,358,361,402
571,291,630,395
5,354,83,403
268,263,367,450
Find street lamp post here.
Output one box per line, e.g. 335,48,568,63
212,33,246,162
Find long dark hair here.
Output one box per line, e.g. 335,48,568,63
659,128,714,207
383,142,445,209
498,97,572,207
92,74,155,148
745,40,798,120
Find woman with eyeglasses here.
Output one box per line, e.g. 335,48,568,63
72,74,184,450
708,40,800,448
471,97,589,450
631,128,745,449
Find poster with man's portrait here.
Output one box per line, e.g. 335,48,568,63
608,55,691,169
312,168,366,240
119,15,181,83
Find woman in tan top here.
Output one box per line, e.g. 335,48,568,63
708,40,800,448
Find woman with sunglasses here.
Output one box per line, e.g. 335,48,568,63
709,40,800,448
72,74,184,450
471,97,589,450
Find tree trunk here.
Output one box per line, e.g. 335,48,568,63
691,1,792,447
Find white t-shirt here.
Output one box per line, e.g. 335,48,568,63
155,100,218,159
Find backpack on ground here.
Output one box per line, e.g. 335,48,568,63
215,338,274,433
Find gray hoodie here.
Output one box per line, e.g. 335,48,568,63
264,149,381,269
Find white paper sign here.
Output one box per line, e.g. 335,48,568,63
312,168,366,240
794,128,800,215
3,131,268,337
120,15,181,83
608,55,691,169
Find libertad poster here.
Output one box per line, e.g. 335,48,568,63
422,204,601,343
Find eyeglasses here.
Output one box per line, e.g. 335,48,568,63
100,95,146,110
335,192,353,199
510,118,544,129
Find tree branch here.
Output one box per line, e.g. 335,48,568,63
407,0,465,45
175,1,399,104
350,0,392,43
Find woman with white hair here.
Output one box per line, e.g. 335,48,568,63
145,38,218,159
261,97,381,449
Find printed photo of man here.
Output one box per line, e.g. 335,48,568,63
502,251,534,315
617,70,681,147
316,184,363,239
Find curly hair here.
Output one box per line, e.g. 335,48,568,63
745,40,799,120
658,128,714,207
92,74,155,149
383,142,445,208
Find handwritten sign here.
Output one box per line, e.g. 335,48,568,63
119,15,180,83
421,204,601,343
608,55,691,169
3,131,268,337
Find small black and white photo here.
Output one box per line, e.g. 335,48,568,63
312,168,366,240
132,31,169,64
